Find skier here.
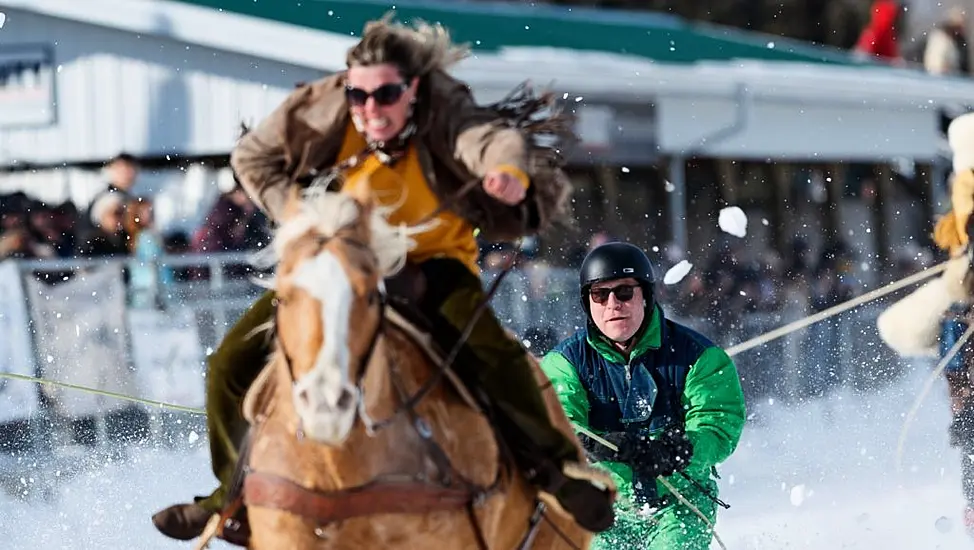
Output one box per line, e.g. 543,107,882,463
540,241,747,549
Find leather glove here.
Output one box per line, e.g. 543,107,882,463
578,430,629,464
630,426,694,479
578,427,694,478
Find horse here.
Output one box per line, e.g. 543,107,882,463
210,186,596,549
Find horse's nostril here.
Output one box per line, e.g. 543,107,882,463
336,390,354,409
296,388,311,408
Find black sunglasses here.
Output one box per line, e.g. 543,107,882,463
344,82,408,107
588,284,638,305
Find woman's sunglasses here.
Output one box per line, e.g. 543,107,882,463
588,284,638,305
344,82,408,107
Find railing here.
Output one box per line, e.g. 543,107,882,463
0,253,913,459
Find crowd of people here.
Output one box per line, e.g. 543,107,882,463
854,1,969,77
2,152,932,360
0,154,271,302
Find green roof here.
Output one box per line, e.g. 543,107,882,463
173,0,873,66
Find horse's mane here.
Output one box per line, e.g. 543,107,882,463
258,188,430,280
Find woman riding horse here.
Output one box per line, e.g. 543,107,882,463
152,15,615,541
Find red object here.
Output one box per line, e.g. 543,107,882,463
855,0,901,59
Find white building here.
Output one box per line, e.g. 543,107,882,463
3,0,974,249
0,0,328,232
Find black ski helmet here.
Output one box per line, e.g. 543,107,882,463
579,242,656,315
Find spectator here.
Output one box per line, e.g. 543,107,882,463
127,197,175,308
854,0,903,63
192,183,270,255
0,204,55,260
28,202,76,258
86,153,139,222
923,7,969,76
191,183,270,279
75,193,129,258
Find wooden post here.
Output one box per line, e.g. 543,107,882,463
595,163,623,237
767,162,791,253
823,162,845,252
913,162,937,251
668,156,688,253
714,159,740,204
872,164,892,284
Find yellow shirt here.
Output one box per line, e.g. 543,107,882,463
336,123,481,276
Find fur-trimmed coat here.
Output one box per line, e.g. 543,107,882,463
230,69,574,242
877,114,974,357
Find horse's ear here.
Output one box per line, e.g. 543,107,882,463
340,180,375,213
357,192,375,217
282,185,304,221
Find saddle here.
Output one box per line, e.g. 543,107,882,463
383,263,435,333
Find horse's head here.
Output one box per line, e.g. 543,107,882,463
267,186,413,446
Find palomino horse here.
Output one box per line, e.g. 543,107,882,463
213,187,598,549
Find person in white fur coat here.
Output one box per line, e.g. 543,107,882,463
877,111,974,533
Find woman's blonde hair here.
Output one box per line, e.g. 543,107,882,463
345,13,470,79
934,169,974,256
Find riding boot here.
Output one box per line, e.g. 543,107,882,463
417,258,616,533
151,503,214,541
152,290,277,540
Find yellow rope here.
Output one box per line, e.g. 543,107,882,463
725,260,948,357
572,423,728,550
0,371,205,415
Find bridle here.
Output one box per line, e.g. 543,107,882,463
263,221,581,550
270,231,470,438
272,233,386,439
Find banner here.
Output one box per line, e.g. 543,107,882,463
127,307,206,409
0,44,56,128
25,265,136,417
0,261,39,423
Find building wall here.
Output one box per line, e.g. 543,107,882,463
0,7,325,166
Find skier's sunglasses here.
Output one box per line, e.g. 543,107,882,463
345,82,408,107
588,284,639,305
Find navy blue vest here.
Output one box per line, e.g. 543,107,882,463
553,315,714,502
941,302,972,374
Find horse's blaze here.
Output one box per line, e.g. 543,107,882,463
290,250,360,446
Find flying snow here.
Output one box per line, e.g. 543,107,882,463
718,206,748,238
663,260,693,285
790,484,812,507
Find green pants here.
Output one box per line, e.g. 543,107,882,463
195,257,579,512
592,498,717,550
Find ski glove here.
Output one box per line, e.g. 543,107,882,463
630,426,694,479
577,427,694,479
578,430,630,464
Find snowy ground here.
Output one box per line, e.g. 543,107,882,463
0,363,970,549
